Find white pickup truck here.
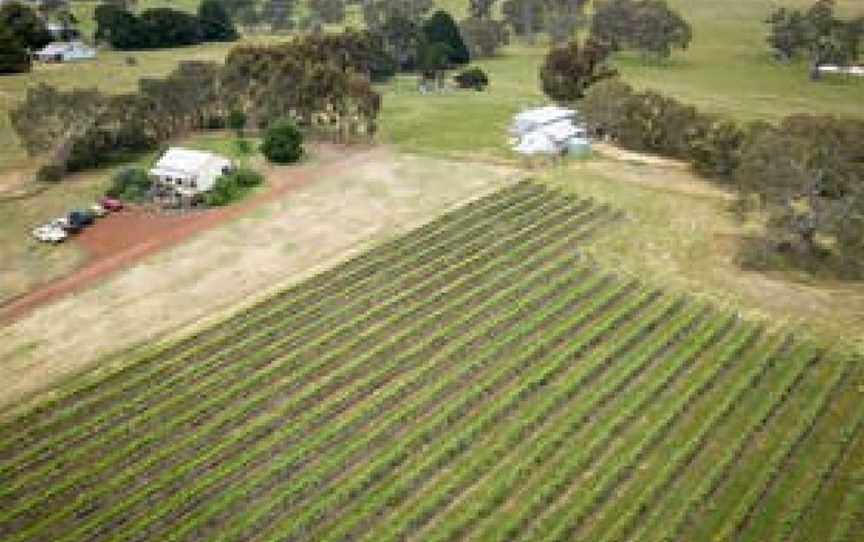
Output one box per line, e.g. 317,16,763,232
32,224,68,244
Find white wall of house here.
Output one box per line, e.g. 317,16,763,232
149,148,233,198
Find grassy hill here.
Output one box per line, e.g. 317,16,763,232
9,0,861,168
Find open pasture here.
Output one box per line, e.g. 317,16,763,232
0,182,861,542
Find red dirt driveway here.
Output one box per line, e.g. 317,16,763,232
0,146,378,324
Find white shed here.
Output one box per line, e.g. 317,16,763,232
149,148,233,200
510,106,589,156
34,41,96,63
510,106,578,137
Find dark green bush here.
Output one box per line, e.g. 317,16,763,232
454,67,489,90
107,168,152,202
233,138,253,155
227,109,247,135
261,120,304,164
198,0,239,42
204,167,264,206
36,164,64,183
0,25,31,74
232,167,264,187
205,175,242,206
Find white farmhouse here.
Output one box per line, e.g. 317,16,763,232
149,148,233,204
34,41,96,63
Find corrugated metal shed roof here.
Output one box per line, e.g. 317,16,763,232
151,148,229,177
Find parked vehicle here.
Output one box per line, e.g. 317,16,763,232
90,203,108,218
31,225,68,243
100,197,124,212
50,217,70,230
51,216,82,234
69,210,96,227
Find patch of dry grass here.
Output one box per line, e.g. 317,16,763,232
539,155,864,343
0,148,514,409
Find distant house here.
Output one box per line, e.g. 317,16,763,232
817,64,864,77
149,148,233,204
511,106,589,156
34,41,96,63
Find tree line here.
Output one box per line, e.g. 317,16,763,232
95,0,239,50
537,0,690,102
10,31,383,178
766,0,863,77
578,79,864,278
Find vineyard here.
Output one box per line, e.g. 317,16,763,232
0,181,862,542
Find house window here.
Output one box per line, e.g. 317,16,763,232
191,180,198,189
176,179,183,186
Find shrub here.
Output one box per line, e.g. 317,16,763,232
107,168,152,202
228,109,247,136
204,167,264,206
232,167,264,187
0,24,31,74
198,0,239,42
205,115,226,129
686,119,745,181
205,174,243,206
233,138,253,155
36,164,65,183
261,120,304,164
454,67,489,90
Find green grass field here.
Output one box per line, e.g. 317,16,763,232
380,0,864,161
2,0,861,171
0,182,861,542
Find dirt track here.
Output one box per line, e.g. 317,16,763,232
0,145,377,324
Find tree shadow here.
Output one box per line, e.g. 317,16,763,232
736,235,864,282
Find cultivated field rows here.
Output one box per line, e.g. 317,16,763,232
0,182,860,542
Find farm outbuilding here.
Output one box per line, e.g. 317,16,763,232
34,41,96,63
510,106,589,156
149,148,233,205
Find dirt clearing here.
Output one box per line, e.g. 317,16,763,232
0,148,515,409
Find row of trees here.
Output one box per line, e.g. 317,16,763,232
94,0,239,49
501,0,587,44
590,0,691,59
577,79,864,277
537,0,692,102
183,0,345,34
500,0,690,57
528,0,693,96
10,31,382,175
767,0,863,73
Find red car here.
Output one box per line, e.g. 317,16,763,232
100,197,125,212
